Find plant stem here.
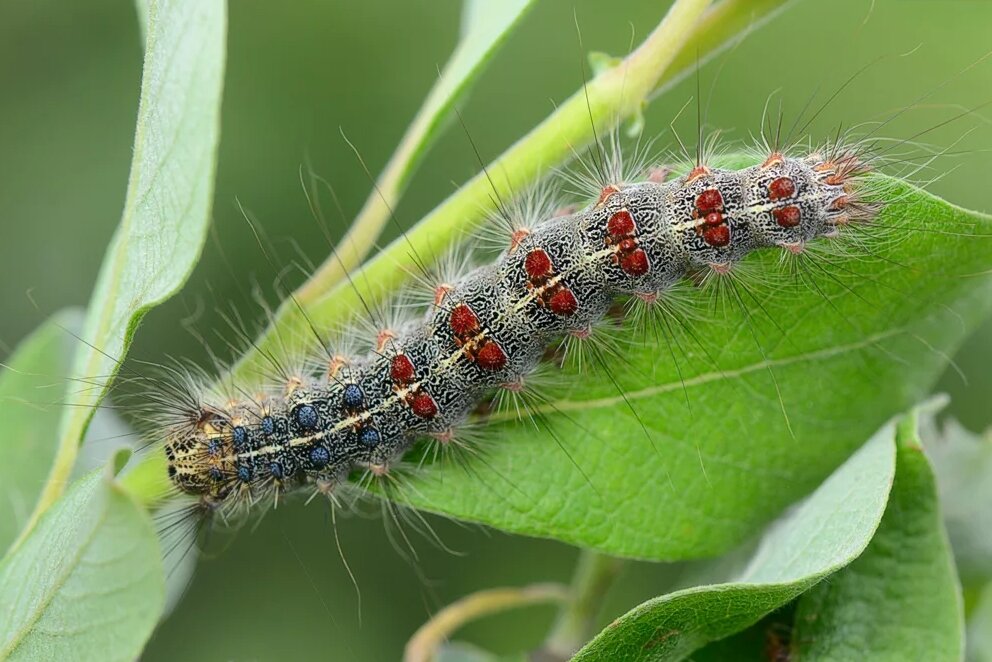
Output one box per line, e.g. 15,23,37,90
403,583,569,662
539,549,625,660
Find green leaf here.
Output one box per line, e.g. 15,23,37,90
789,414,964,660
0,310,82,555
399,172,992,560
571,425,896,662
16,0,226,545
0,469,164,661
926,418,992,587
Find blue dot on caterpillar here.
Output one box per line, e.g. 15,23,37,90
162,147,871,513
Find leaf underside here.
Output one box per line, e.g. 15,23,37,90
0,470,164,662
24,0,227,538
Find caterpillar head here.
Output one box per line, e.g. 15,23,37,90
163,407,236,500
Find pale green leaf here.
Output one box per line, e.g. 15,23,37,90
571,425,896,661
17,0,227,544
0,469,164,661
790,414,964,660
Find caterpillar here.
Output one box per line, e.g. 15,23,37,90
160,141,872,519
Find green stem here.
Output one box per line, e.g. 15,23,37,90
403,583,569,662
540,550,625,660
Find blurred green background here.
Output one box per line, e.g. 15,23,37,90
2,1,991,659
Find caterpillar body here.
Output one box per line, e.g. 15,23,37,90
163,146,870,517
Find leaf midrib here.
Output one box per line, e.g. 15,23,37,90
486,327,903,421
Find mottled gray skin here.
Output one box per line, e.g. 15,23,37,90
164,153,857,511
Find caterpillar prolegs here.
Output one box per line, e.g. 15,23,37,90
162,146,871,517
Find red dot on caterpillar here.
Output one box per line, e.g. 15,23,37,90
619,248,650,276
596,183,621,207
475,340,508,371
831,195,850,211
768,176,797,200
779,240,805,255
548,287,579,316
376,328,397,352
509,227,531,252
695,188,723,213
390,353,416,383
408,391,438,419
709,261,733,276
501,376,525,392
524,248,553,279
703,224,731,247
569,326,592,340
761,151,785,168
433,283,453,307
704,211,723,226
686,165,711,182
774,205,802,228
450,303,481,339
430,428,455,445
607,209,636,237
618,238,638,252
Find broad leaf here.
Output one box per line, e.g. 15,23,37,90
571,424,895,661
790,413,964,660
0,310,82,555
399,173,992,560
0,469,164,661
17,0,226,542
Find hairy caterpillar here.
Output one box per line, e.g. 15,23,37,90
159,141,871,516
